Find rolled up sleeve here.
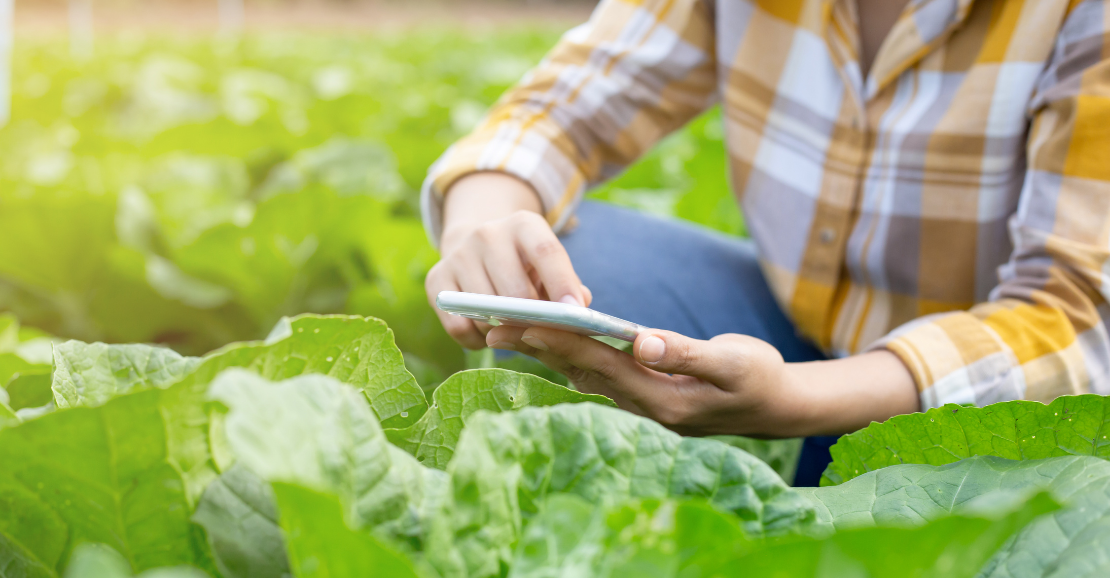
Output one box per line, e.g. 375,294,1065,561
874,3,1110,409
421,0,718,247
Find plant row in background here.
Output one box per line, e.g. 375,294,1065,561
0,31,734,386
2,313,1109,577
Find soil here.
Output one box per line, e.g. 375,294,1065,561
13,1,597,34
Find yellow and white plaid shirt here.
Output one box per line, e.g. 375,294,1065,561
423,0,1110,410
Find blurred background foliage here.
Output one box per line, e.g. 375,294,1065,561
0,0,737,384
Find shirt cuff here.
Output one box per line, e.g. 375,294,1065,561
868,311,1025,410
420,128,590,250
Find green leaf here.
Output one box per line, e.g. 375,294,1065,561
180,315,427,429
384,368,615,469
708,435,803,486
437,403,816,577
823,394,1110,486
798,455,1110,537
271,483,420,578
5,370,54,411
737,492,1059,578
978,461,1110,577
0,352,43,387
208,369,447,546
0,396,18,429
50,315,428,428
509,495,755,578
53,341,201,408
510,490,1058,578
0,314,55,386
0,388,217,575
191,465,291,578
63,544,210,578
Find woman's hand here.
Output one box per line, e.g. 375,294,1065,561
426,172,591,349
486,325,920,438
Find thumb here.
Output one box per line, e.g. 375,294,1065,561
634,330,744,383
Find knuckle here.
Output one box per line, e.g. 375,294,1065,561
589,358,622,382
512,210,544,225
671,342,698,373
531,238,565,260
474,222,501,244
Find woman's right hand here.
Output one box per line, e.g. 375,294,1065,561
425,172,592,349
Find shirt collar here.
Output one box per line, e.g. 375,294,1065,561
824,0,977,100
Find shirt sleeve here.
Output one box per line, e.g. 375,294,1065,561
872,2,1110,409
420,0,718,247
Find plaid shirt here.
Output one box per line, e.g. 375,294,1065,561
422,0,1110,410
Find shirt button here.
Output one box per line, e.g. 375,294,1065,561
819,227,836,244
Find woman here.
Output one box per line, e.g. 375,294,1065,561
421,0,1110,484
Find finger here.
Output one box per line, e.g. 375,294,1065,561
514,220,586,306
482,243,541,300
516,327,677,409
450,254,497,297
633,330,749,384
487,325,527,351
427,274,487,350
487,326,649,415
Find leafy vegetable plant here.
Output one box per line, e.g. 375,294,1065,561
2,314,1109,577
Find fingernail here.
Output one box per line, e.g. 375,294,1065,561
490,341,516,351
559,294,583,307
639,336,665,364
521,335,549,351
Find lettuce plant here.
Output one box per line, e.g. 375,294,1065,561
1,314,1109,577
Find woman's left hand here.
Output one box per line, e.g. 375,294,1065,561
486,324,920,438
486,325,812,437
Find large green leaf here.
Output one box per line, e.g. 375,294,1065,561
177,314,427,429
823,395,1110,486
737,493,1058,578
384,368,615,469
270,483,421,578
0,388,217,575
799,455,1110,537
978,461,1110,577
53,341,201,409
191,465,290,578
509,491,1057,578
208,369,447,546
436,403,817,577
51,314,427,429
209,370,816,578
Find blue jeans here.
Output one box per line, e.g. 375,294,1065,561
560,201,835,487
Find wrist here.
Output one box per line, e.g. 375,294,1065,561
442,172,544,246
767,362,826,437
777,351,919,437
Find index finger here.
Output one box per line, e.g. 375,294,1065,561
514,220,587,307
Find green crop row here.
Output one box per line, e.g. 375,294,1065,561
2,312,1107,577
0,31,734,381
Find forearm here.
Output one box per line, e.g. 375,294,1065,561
782,350,920,437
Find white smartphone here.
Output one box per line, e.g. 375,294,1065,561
436,291,645,342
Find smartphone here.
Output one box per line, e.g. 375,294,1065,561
436,291,645,342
